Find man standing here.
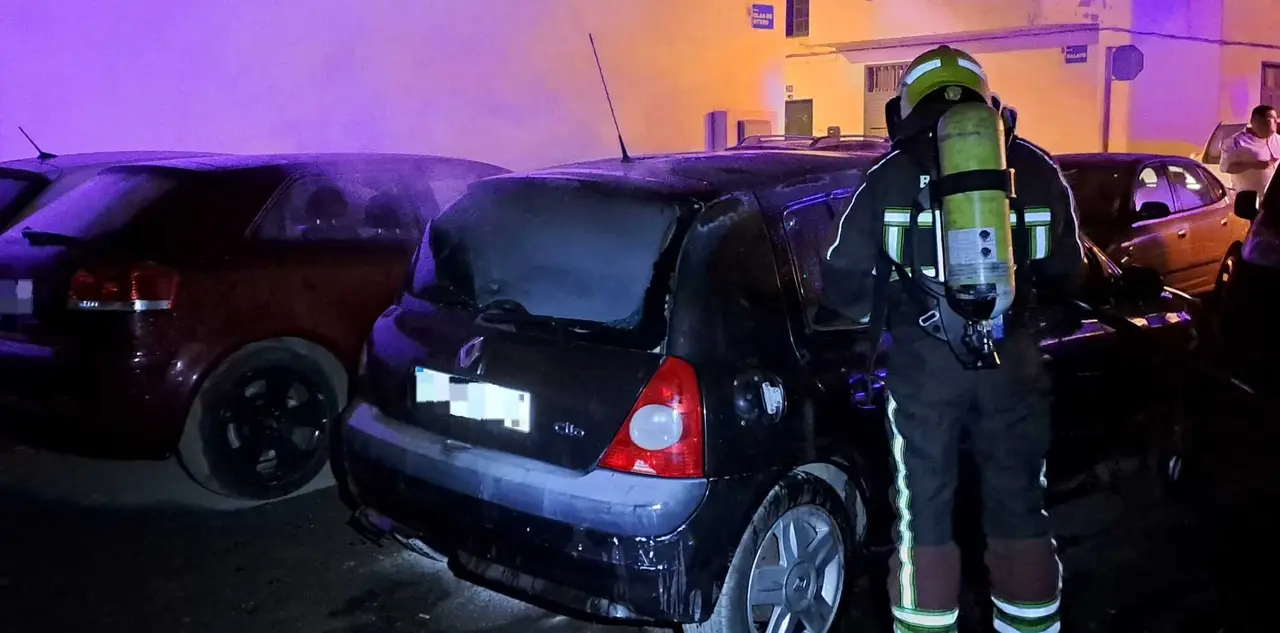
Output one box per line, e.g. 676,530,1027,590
821,45,1086,633
1221,104,1280,196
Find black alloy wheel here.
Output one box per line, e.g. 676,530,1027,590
213,366,332,494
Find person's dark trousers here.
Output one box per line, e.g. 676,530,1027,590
881,315,1062,633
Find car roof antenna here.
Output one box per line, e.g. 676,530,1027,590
18,127,57,161
589,34,631,163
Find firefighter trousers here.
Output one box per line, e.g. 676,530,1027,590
881,321,1062,633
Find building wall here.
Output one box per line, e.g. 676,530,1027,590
786,0,1280,158
1219,47,1280,123
784,55,863,136
802,0,1117,44
0,0,784,170
979,46,1104,153
1222,0,1280,46
786,43,1104,152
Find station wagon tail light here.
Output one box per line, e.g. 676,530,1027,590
598,357,704,479
68,262,179,312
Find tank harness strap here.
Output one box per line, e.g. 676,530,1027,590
931,168,1013,199
904,190,982,365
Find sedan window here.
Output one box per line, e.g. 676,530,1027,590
1166,163,1219,211
1133,166,1176,212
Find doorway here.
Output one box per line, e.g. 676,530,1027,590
785,99,814,136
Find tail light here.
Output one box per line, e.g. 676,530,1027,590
598,356,704,478
68,262,179,312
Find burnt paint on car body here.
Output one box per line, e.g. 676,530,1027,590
0,153,510,459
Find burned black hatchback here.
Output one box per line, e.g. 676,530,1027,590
334,150,877,632
331,149,1201,632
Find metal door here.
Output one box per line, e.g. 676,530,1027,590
863,62,909,136
784,99,814,136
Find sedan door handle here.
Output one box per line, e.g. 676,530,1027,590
1177,229,1188,238
1221,218,1229,226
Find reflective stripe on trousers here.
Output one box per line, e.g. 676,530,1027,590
988,460,1062,633
886,392,960,633
887,390,1062,633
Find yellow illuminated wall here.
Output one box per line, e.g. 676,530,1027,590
785,0,1280,157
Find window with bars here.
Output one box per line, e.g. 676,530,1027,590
866,63,909,93
786,0,809,37
1263,63,1280,109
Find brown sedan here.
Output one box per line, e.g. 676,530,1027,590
0,153,508,500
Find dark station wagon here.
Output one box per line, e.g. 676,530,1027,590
334,150,1200,632
0,153,508,500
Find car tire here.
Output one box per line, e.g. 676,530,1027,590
177,341,346,501
688,471,857,633
1149,387,1200,500
1210,244,1242,307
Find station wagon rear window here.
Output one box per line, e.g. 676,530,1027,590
417,178,680,328
10,171,178,240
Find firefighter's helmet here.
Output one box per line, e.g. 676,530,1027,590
897,45,991,120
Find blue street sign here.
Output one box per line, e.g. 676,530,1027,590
751,4,775,30
1111,45,1144,81
1064,45,1088,64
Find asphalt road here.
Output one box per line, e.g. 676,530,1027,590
0,400,1275,633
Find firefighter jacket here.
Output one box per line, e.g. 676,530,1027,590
820,136,1088,324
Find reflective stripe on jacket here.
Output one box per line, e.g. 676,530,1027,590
882,207,1054,272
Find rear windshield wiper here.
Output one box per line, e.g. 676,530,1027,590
476,300,606,334
19,227,85,247
417,282,476,308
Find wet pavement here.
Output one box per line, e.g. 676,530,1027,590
0,394,1275,633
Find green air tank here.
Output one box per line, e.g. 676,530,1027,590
935,101,1016,321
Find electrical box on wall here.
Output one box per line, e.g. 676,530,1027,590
705,110,776,150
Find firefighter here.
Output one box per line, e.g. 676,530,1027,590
821,46,1087,633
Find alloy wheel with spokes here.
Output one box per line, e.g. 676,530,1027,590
216,366,330,490
179,344,344,500
746,505,845,633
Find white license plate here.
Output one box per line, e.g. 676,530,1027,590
414,367,531,433
0,280,34,315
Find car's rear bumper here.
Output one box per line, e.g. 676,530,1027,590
0,336,178,459
337,400,769,624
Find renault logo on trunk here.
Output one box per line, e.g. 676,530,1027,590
458,337,484,371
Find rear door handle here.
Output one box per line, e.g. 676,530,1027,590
1221,218,1229,225
1177,229,1188,238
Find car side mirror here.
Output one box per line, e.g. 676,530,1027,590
1136,200,1172,221
1234,190,1259,221
1119,265,1165,301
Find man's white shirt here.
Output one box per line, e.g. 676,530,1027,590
1220,128,1280,195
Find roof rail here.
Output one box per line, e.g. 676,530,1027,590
810,134,889,147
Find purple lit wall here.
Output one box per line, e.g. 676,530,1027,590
0,1,783,169
1123,0,1223,155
